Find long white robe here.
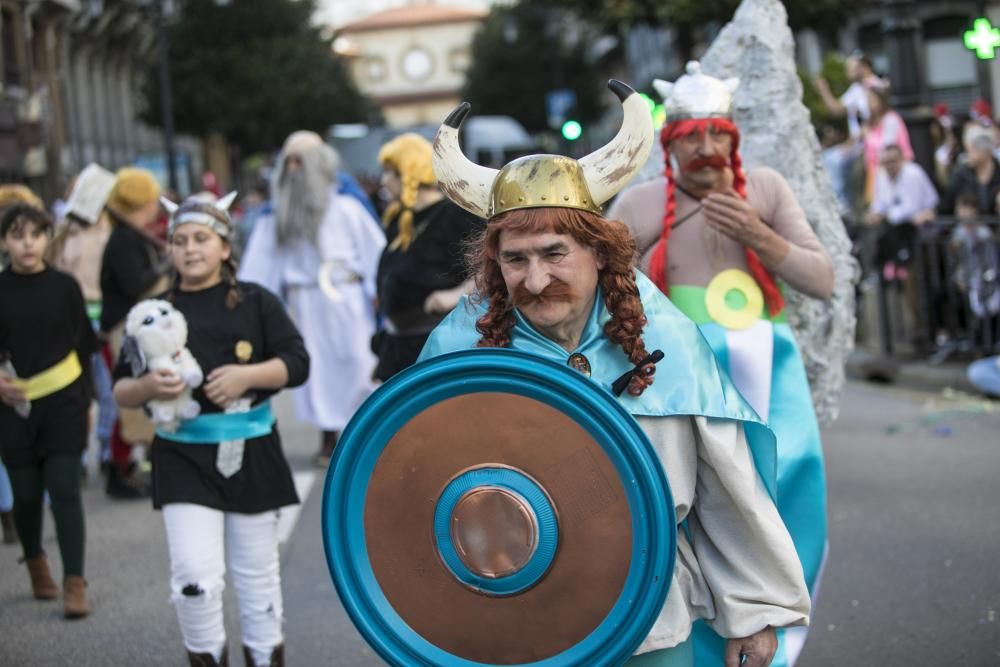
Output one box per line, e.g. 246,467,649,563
239,190,385,431
634,415,810,654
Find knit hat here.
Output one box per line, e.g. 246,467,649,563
106,167,161,217
378,133,436,251
0,184,43,211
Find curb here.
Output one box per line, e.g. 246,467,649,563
845,349,978,395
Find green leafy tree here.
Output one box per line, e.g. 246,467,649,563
799,53,851,128
141,0,372,154
462,2,605,135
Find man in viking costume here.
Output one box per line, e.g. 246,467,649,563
420,80,810,667
608,62,833,666
239,131,385,467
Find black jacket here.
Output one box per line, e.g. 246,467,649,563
942,159,1000,215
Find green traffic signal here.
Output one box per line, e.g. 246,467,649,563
561,120,582,141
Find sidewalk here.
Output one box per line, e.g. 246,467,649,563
845,348,980,395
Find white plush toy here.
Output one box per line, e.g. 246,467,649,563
123,299,203,432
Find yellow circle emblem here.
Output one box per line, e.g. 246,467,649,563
705,269,763,330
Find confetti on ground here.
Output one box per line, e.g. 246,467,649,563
883,387,996,437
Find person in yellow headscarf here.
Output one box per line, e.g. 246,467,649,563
373,133,483,381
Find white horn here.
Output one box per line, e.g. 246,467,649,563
578,80,655,207
652,78,673,102
216,190,238,212
160,196,178,215
431,102,497,219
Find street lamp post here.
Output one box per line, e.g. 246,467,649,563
155,0,178,193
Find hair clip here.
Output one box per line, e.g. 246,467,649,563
612,350,664,397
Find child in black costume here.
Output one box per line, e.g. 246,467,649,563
112,193,309,667
0,204,97,618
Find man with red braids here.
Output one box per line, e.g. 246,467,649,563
609,61,834,667
419,80,810,667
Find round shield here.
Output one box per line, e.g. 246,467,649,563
322,349,676,666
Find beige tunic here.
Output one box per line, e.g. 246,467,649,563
607,168,834,299
49,216,112,302
635,415,810,653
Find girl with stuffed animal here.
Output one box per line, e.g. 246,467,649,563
112,192,309,667
0,204,98,619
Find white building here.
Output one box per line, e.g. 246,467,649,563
333,4,489,127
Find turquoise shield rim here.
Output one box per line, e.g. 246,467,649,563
322,349,676,667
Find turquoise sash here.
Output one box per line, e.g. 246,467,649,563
155,401,275,444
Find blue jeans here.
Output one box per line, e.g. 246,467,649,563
0,460,12,512
625,640,694,667
92,351,117,447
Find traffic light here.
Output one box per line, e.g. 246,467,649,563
639,93,666,128
561,120,582,141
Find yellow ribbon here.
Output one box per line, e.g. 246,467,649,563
13,351,83,401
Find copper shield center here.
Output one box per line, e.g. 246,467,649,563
450,487,538,578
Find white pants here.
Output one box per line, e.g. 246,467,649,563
162,503,284,666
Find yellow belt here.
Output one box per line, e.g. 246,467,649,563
13,351,83,401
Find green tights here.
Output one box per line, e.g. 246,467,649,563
8,455,85,577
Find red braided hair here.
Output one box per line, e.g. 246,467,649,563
650,118,784,316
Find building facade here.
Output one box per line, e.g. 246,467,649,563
814,2,1000,117
0,0,201,204
334,4,487,127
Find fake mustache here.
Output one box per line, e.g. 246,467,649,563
513,280,575,307
683,155,729,171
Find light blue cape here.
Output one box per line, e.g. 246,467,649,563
418,271,778,498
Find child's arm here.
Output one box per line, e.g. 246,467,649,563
201,286,309,408
203,359,288,408
113,369,187,408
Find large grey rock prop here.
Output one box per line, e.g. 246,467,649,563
630,0,859,424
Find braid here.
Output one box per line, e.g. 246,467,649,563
648,122,677,294
167,264,181,304
223,256,242,310
599,267,655,396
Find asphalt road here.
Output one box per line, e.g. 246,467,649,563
1,383,998,666
798,382,1000,666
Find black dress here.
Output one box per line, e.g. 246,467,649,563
0,267,97,467
113,281,310,513
374,199,483,380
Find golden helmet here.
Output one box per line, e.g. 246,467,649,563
432,80,654,220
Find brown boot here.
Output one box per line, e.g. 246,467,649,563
1,510,17,544
314,431,338,468
63,575,89,618
25,553,59,600
242,644,283,667
188,645,228,667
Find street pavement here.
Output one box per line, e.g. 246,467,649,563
800,382,1000,666
0,393,379,666
1,382,998,665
